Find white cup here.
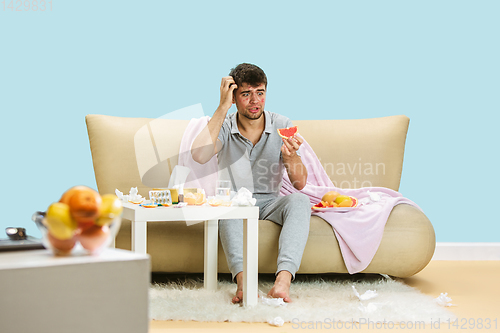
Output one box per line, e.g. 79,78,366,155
215,180,231,201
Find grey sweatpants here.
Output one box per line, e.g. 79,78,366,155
219,193,311,280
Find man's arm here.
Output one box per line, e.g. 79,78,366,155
191,77,237,164
281,135,308,190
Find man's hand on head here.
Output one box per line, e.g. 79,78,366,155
192,76,237,164
219,76,238,112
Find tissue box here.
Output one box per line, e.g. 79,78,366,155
153,188,197,204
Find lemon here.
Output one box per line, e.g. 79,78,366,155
334,195,351,204
338,198,353,207
45,202,77,240
96,194,123,226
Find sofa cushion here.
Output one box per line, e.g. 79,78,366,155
86,114,190,197
294,116,409,191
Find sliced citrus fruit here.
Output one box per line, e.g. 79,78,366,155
277,125,298,139
208,198,222,207
129,198,144,204
338,196,358,207
185,192,206,205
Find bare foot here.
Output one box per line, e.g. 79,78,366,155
232,272,243,304
267,270,293,302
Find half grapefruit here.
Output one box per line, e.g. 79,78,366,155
277,125,298,139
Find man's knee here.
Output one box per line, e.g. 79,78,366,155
283,193,311,216
288,193,310,208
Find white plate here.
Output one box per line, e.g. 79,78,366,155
311,206,356,213
140,203,158,208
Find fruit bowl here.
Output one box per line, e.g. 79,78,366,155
32,186,124,256
32,211,122,256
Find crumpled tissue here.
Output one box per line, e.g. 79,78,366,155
352,285,378,301
231,188,256,206
435,292,454,307
268,316,285,327
367,190,381,202
115,189,124,198
115,187,144,202
358,303,378,313
173,202,188,208
261,296,287,307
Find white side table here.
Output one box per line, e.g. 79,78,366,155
0,248,149,333
122,203,260,307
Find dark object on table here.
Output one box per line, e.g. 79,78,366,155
0,225,45,252
6,227,27,240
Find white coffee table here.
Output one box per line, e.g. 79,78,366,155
121,202,260,307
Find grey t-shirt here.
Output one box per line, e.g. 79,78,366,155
217,111,295,196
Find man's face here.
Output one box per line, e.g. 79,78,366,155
233,82,266,120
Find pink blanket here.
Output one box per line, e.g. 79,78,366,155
178,116,218,196
280,137,421,274
179,117,421,274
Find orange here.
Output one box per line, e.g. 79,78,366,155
59,186,88,204
48,232,77,254
59,186,102,226
322,191,340,205
79,225,110,252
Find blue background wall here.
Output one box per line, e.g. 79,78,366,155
1,0,498,241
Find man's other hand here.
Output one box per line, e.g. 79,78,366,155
281,134,303,157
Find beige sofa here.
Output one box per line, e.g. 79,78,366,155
86,114,435,278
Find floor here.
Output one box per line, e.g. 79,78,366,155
148,261,500,332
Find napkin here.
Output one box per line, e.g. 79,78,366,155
435,293,454,307
168,165,191,189
261,296,287,307
267,316,285,327
352,285,378,301
231,187,256,206
115,187,144,202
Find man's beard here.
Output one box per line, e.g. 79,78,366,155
240,108,264,120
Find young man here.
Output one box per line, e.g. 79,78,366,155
192,63,310,303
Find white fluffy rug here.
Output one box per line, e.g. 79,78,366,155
149,274,456,324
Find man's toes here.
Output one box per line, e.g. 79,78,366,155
267,287,292,302
232,291,243,304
